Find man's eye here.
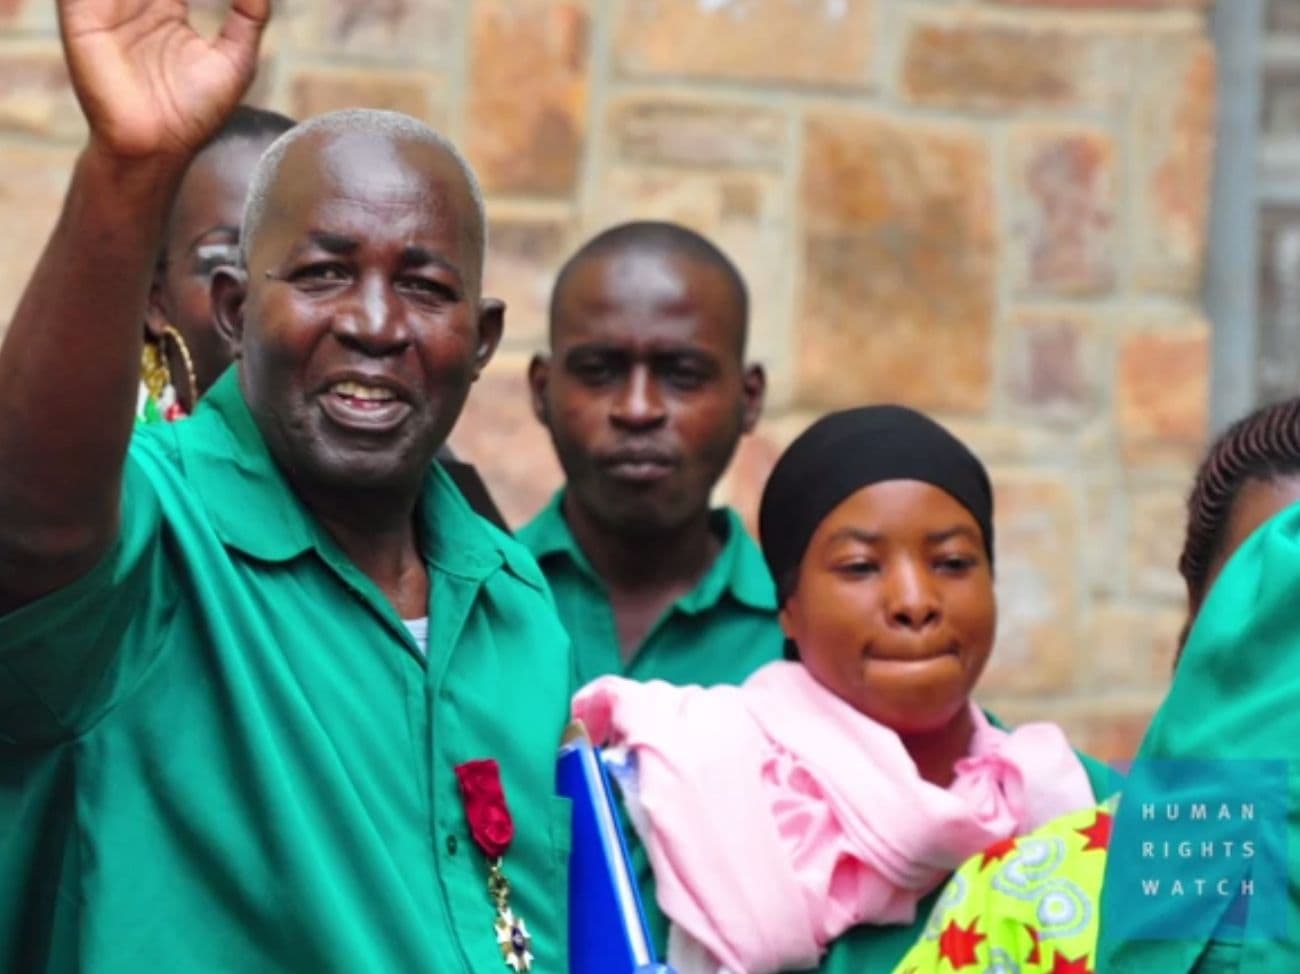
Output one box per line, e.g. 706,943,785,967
666,368,708,389
399,277,458,303
290,264,350,287
572,361,618,384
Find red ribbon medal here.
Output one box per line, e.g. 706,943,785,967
455,759,534,971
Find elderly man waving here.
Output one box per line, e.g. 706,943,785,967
0,2,573,972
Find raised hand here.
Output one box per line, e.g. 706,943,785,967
59,0,270,161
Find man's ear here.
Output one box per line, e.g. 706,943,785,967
741,363,767,434
211,267,249,359
527,354,551,426
473,297,506,378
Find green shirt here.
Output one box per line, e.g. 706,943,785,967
0,371,574,973
518,491,784,689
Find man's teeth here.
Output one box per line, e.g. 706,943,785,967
332,381,395,402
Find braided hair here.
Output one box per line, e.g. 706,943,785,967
1179,396,1300,612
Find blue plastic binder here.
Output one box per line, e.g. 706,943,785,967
556,722,675,974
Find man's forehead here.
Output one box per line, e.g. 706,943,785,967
269,130,472,225
556,254,743,350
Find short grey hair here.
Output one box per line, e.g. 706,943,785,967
239,108,487,277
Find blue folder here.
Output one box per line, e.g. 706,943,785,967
556,722,675,974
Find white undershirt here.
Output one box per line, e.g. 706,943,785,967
403,616,429,657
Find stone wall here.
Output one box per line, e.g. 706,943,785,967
0,0,1216,761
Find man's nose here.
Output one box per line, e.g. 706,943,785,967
334,273,411,356
610,365,667,430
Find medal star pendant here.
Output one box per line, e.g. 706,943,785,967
488,859,533,971
494,906,534,972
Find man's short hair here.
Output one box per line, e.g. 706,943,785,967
201,104,296,153
548,221,750,352
239,109,487,276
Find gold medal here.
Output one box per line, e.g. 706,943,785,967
489,858,533,972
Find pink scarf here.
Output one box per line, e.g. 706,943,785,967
572,661,1094,974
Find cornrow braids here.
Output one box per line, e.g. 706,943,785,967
1179,396,1300,609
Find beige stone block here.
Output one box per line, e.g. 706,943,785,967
1008,126,1117,297
607,95,786,170
0,42,84,142
0,145,77,330
615,0,874,88
1082,477,1128,598
1004,308,1109,425
1069,702,1160,765
798,110,995,413
591,167,793,404
289,69,447,128
1132,31,1215,295
900,11,1133,113
2,0,59,29
941,419,1079,466
1128,486,1190,600
449,355,563,529
467,0,590,196
290,0,457,66
1116,319,1210,467
980,472,1082,695
1086,602,1186,691
483,209,574,353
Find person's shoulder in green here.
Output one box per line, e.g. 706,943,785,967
522,221,780,690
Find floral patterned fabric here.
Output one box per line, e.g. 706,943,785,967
892,800,1117,974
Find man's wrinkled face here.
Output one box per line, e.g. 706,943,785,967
229,130,498,495
531,249,762,537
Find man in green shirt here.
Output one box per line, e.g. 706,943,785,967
0,3,571,971
522,221,782,689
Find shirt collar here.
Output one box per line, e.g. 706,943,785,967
522,489,776,614
679,507,777,615
175,369,523,584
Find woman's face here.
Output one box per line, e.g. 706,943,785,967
1178,475,1300,660
780,479,996,735
1203,476,1300,601
149,134,279,402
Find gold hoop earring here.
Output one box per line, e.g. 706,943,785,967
162,324,198,404
140,337,171,402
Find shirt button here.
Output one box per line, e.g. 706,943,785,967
446,834,459,855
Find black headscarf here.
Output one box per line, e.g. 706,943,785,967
758,404,994,605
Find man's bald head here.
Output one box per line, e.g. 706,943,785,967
548,221,750,354
240,108,487,281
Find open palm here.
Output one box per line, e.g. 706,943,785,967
59,0,270,159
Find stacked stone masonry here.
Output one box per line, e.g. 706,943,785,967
0,0,1217,761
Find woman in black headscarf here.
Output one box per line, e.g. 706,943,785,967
572,404,1105,974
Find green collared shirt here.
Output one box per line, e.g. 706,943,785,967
0,371,574,973
519,491,784,689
